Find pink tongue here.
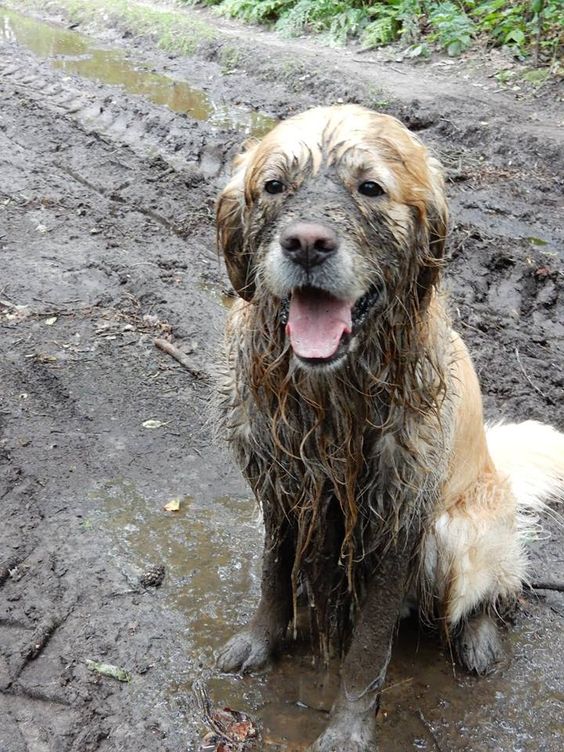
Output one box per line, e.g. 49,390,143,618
286,288,353,359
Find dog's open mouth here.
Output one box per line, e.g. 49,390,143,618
283,285,380,366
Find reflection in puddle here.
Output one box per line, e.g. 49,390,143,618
1,8,275,137
94,480,261,652
94,480,337,748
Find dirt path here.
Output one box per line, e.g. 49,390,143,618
0,4,562,751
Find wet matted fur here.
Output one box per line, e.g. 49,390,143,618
214,105,564,751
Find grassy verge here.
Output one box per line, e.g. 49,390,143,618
190,1,562,64
5,0,217,54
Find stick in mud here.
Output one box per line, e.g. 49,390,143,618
154,338,209,380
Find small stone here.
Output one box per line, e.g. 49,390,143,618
139,564,165,588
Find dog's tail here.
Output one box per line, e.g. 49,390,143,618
486,420,564,536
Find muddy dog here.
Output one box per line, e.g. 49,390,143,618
214,105,564,751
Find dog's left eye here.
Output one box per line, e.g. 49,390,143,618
358,181,384,197
264,180,286,195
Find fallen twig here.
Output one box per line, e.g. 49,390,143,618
418,710,445,752
8,614,64,685
380,676,414,694
154,338,209,381
193,679,235,743
527,581,564,593
514,347,554,405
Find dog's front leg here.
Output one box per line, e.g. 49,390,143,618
216,508,293,673
309,542,412,752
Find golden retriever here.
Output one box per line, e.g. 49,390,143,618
214,105,564,751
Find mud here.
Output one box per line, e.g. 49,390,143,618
0,3,563,751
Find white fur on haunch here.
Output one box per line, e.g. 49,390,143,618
427,420,564,625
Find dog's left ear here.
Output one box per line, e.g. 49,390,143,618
216,145,258,302
416,157,448,302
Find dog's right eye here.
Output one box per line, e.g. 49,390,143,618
358,181,384,197
264,180,286,195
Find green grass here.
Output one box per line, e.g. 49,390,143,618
190,0,563,62
6,0,217,55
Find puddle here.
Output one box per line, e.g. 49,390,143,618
92,477,564,750
94,481,261,653
1,8,275,137
93,480,339,748
198,280,236,309
91,479,504,751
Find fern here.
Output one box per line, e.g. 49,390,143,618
221,0,295,24
428,2,475,56
362,16,397,47
195,1,564,60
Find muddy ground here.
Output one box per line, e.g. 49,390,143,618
0,3,563,751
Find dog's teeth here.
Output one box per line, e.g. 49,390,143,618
279,297,290,326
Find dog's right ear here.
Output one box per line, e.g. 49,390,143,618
216,145,258,302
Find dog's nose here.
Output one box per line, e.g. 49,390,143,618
280,222,339,268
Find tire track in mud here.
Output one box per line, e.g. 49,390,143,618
0,43,237,271
1,40,230,751
0,46,232,178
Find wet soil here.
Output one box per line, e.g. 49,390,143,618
0,3,563,751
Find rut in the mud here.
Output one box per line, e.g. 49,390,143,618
0,4,562,752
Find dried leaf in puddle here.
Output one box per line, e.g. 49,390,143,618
198,708,257,750
228,720,256,742
86,659,131,682
45,316,58,326
195,680,258,751
164,498,181,512
142,419,167,429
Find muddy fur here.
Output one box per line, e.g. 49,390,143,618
217,106,457,654
220,291,455,655
215,105,564,751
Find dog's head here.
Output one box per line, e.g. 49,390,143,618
217,105,447,369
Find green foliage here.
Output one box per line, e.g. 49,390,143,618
473,0,562,58
364,0,424,47
221,0,296,24
473,1,527,50
428,2,474,56
191,0,563,60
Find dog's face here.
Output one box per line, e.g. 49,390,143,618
217,105,447,369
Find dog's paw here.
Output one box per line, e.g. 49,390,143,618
456,613,503,675
307,729,375,752
307,715,376,752
216,630,272,674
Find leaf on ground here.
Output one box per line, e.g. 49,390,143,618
142,419,167,429
86,659,131,682
164,498,181,512
45,316,58,326
199,708,258,750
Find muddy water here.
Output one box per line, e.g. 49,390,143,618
1,8,274,136
94,480,335,749
199,280,237,309
92,480,495,751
